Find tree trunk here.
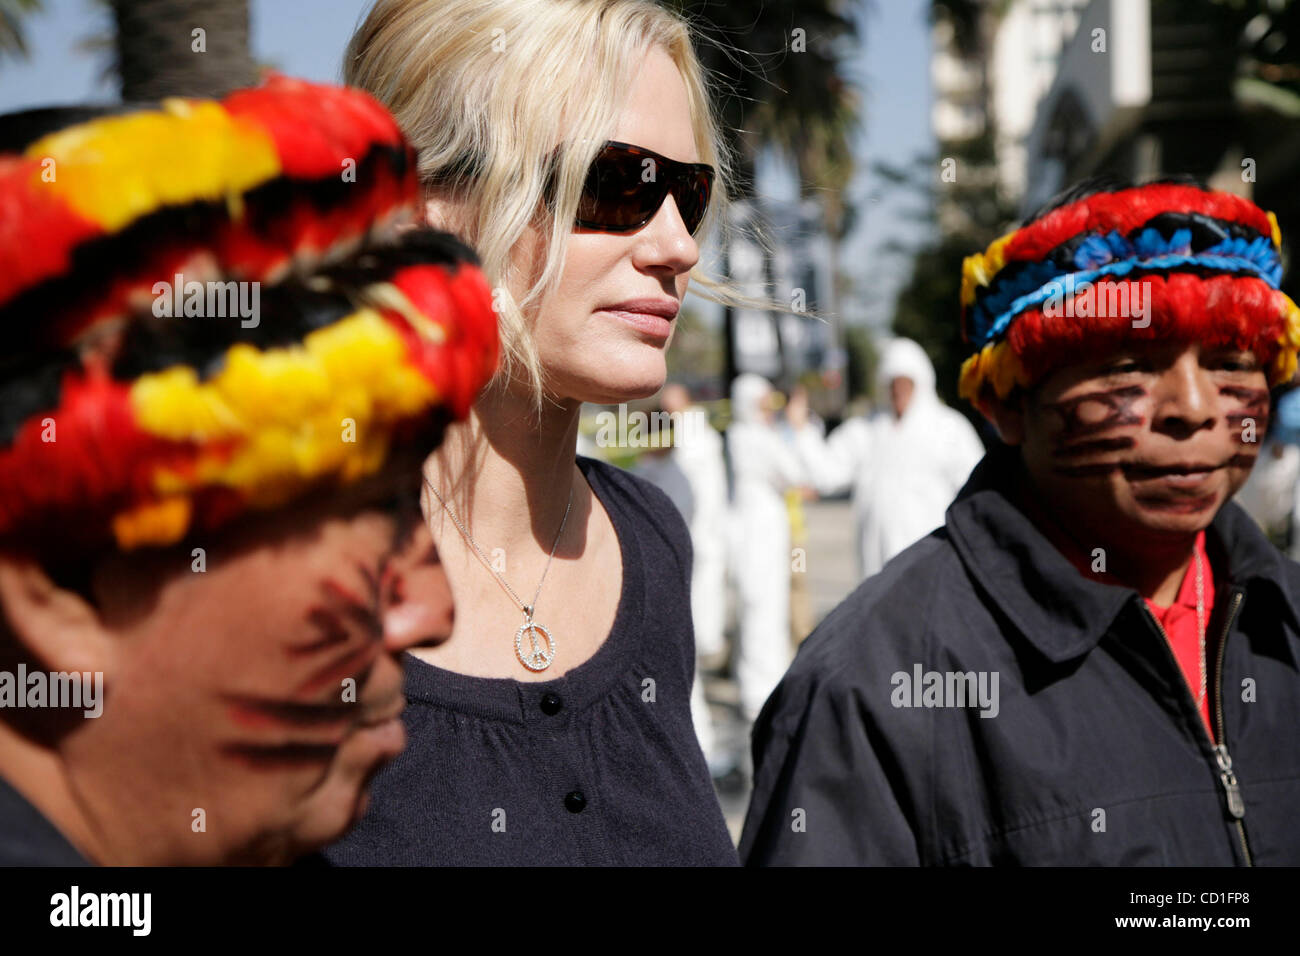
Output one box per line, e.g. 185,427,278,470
112,0,257,101
722,242,739,392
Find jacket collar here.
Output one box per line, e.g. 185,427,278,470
946,445,1300,665
0,773,90,865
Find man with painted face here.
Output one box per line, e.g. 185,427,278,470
0,78,497,865
740,178,1300,865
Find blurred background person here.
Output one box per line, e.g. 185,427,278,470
638,384,729,770
794,337,985,580
778,385,821,644
660,384,729,663
726,374,815,733
1237,438,1300,551
630,408,717,769
631,419,695,520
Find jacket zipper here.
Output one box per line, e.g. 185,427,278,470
1143,589,1250,865
1213,590,1250,865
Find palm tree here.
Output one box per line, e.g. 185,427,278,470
664,0,861,392
0,0,42,62
107,0,256,100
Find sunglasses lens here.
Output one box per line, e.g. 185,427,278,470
574,144,713,235
577,149,665,231
672,169,713,235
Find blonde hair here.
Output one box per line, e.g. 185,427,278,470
344,0,740,409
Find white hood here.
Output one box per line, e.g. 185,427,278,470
876,337,938,414
730,373,773,425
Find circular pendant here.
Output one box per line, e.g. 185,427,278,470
515,620,556,672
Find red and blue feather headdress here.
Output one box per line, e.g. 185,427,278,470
959,182,1299,402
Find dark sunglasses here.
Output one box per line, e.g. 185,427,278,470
573,141,715,236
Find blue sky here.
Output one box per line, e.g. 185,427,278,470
0,0,376,106
0,0,934,330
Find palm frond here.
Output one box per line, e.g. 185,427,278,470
0,0,43,61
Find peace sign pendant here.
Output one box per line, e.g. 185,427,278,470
515,616,556,672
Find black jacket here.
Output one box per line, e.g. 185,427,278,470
740,447,1300,865
0,774,89,866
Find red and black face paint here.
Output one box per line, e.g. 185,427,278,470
218,567,391,771
1045,384,1147,477
1221,384,1271,468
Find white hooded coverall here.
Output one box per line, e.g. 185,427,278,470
800,338,985,580
726,374,813,723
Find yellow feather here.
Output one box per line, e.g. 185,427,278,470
130,310,436,510
26,101,280,232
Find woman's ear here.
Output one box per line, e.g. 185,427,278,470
0,553,112,676
421,185,468,234
975,388,1027,446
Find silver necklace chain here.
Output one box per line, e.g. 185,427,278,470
423,474,574,671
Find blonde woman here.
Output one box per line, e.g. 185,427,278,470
326,0,741,865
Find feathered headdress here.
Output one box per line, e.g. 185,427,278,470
0,75,498,556
958,182,1300,403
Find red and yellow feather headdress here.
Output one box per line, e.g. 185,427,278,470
0,76,498,556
